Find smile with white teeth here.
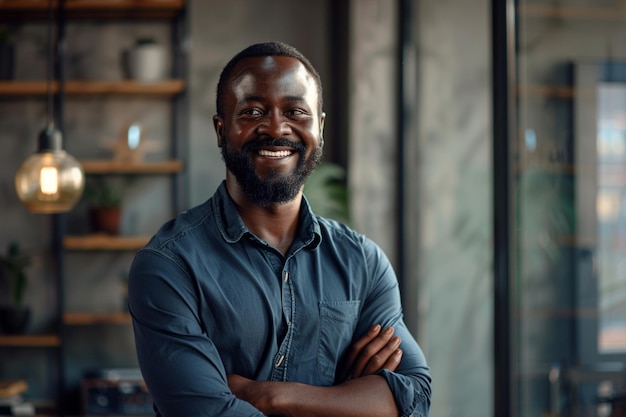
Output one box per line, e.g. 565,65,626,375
257,149,294,158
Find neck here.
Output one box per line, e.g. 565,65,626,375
226,176,302,255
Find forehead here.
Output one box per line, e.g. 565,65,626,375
227,56,318,104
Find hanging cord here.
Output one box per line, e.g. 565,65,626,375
46,0,54,127
37,0,61,152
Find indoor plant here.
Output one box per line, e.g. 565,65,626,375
304,162,351,225
0,242,32,334
84,178,125,234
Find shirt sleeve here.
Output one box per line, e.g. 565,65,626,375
128,248,265,417
360,237,432,417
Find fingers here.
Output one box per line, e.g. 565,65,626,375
342,324,382,372
336,324,382,382
350,327,402,379
366,342,402,376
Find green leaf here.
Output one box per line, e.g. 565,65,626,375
304,163,351,225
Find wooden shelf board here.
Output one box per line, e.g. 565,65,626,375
64,312,131,325
520,4,626,20
0,334,61,347
0,0,185,20
81,159,183,174
63,235,150,250
518,85,575,99
0,80,185,96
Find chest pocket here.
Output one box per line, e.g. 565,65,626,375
317,300,361,384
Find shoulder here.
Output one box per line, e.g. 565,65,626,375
148,199,215,250
130,198,217,280
315,215,387,262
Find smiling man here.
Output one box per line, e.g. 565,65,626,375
217,53,323,210
128,42,431,417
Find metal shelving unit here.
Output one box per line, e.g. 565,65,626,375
0,1,187,415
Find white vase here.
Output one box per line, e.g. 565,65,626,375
127,44,168,82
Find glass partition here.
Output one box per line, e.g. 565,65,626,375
514,1,626,416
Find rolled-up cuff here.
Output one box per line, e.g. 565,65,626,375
376,368,428,417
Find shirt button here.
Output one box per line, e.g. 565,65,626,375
275,354,285,368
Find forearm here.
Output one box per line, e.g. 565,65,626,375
229,374,399,417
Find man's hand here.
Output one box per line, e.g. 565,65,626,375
227,374,274,414
227,325,403,416
336,324,402,383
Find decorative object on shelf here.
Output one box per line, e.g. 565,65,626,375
125,37,168,82
113,122,148,163
0,379,34,417
0,242,32,334
0,379,28,398
84,178,125,235
97,121,162,165
81,376,152,416
14,0,84,214
0,25,14,80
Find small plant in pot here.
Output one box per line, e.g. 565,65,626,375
0,242,32,334
84,178,124,235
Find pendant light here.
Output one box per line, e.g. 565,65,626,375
14,0,84,213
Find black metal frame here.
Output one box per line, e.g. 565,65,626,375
492,0,516,416
395,0,411,294
171,4,189,214
49,2,189,415
52,2,67,416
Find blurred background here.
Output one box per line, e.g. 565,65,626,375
0,0,625,416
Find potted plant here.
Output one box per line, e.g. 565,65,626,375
84,178,124,234
0,242,32,334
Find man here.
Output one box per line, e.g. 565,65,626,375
128,41,431,417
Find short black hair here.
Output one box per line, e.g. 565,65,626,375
215,41,323,117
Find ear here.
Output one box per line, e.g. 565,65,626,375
213,115,224,147
319,112,326,147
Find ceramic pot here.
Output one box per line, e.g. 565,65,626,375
126,43,168,82
0,43,14,80
0,305,31,334
90,206,121,235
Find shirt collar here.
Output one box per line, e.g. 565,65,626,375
212,181,322,250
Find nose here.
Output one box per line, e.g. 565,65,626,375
257,111,291,138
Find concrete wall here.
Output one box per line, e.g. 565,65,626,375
409,1,493,416
345,1,493,416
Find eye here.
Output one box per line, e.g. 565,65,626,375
241,108,263,116
285,108,308,117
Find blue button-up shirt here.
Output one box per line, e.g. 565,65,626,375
129,182,431,417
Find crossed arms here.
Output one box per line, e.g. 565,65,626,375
228,324,405,417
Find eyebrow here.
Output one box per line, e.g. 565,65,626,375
242,95,306,104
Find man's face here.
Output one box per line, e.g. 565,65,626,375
214,56,325,207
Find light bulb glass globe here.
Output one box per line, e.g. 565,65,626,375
15,149,85,213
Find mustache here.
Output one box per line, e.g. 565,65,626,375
244,137,306,153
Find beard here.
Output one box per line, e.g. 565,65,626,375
221,136,323,207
